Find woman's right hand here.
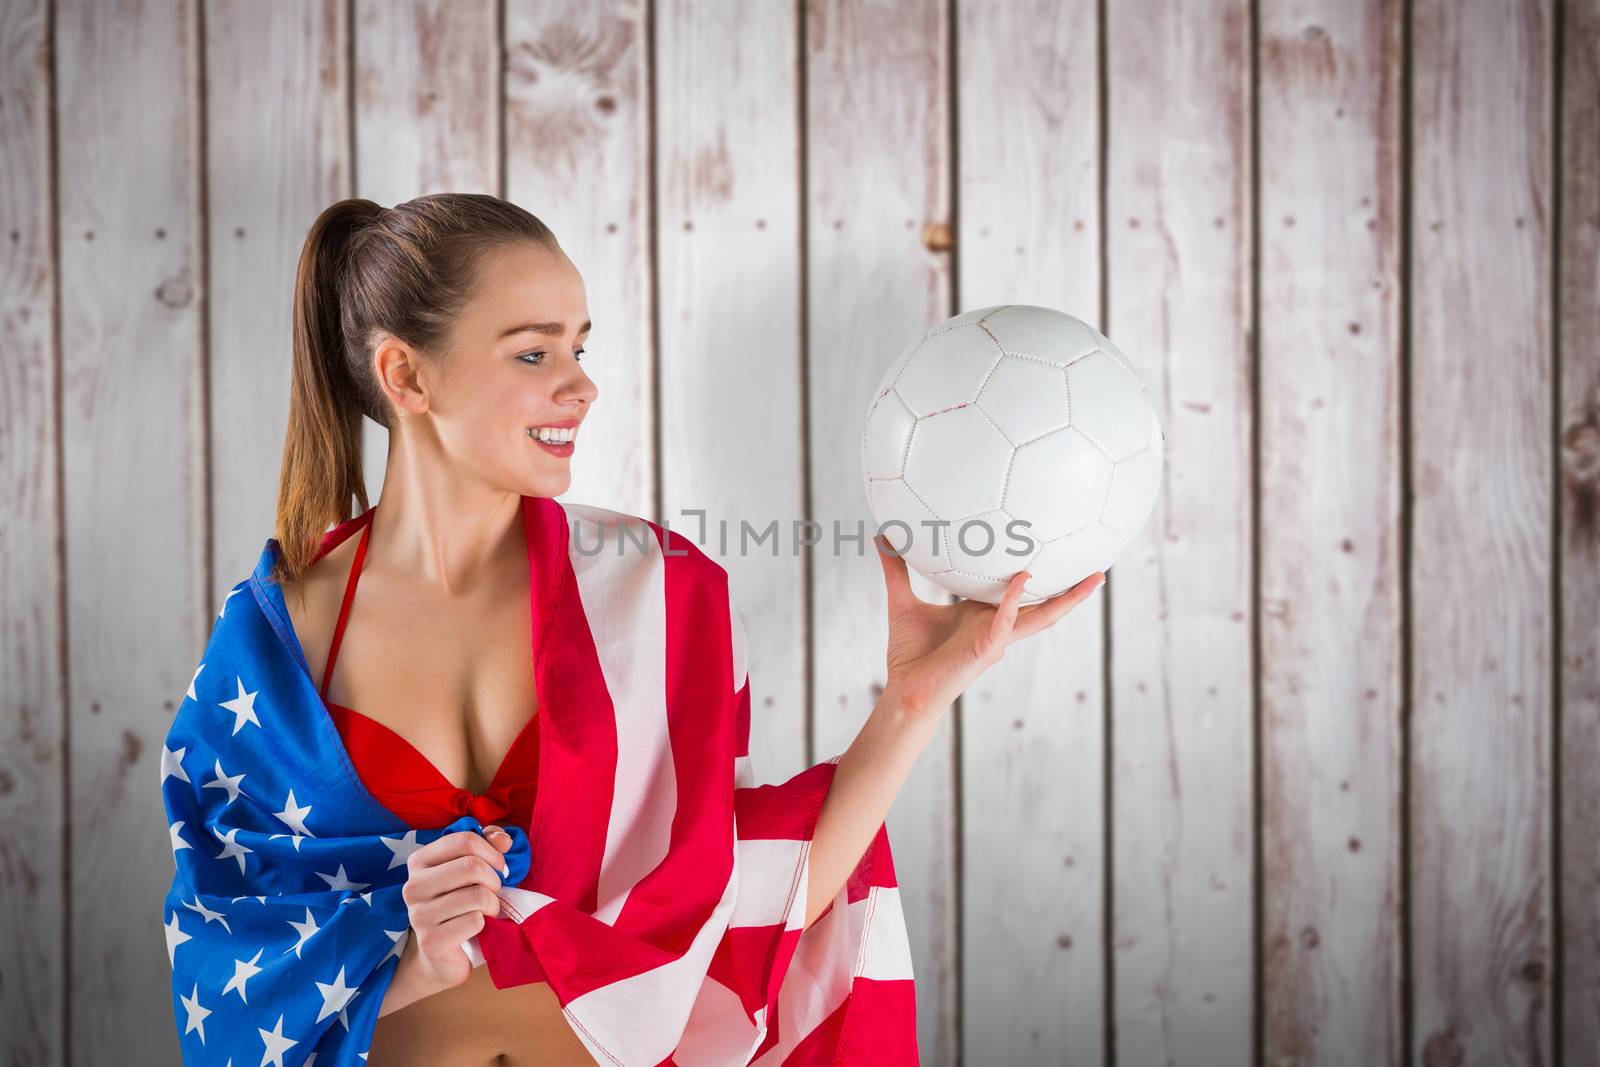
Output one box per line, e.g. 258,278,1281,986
399,825,516,993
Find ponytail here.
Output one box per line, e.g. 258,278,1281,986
271,199,384,586
268,193,561,587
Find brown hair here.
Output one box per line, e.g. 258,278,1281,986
270,193,560,586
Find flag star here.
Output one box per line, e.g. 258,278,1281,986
381,829,424,869
257,1014,298,1067
180,982,212,1044
315,864,370,893
314,965,359,1023
187,662,205,702
222,946,265,1004
286,906,320,958
214,826,254,874
202,759,246,806
164,911,192,965
272,790,314,837
183,895,232,935
382,928,408,965
169,821,194,853
218,586,242,618
218,676,261,735
160,744,191,785
268,831,308,852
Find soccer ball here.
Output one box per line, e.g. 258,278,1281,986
860,305,1163,605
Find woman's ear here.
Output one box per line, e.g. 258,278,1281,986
373,334,430,417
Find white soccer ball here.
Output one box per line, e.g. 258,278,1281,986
860,304,1163,605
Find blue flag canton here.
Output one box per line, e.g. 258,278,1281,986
159,574,533,1064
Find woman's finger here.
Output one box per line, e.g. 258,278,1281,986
874,534,915,613
1010,572,1105,641
988,570,1029,649
412,828,510,879
411,880,504,928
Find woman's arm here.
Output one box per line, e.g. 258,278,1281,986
801,538,1105,929
802,689,937,929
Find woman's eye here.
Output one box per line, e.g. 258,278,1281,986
519,348,586,366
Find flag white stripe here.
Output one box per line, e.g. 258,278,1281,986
748,886,854,1065
852,886,915,981
729,837,808,929
566,505,677,928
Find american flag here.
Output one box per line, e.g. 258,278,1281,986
160,496,918,1065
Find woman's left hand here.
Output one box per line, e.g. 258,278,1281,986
873,534,1105,720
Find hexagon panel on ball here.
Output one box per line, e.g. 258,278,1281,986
1002,426,1113,542
1023,523,1125,603
903,406,1015,519
1065,351,1151,461
976,355,1072,446
861,389,917,481
981,304,1102,368
893,325,1004,418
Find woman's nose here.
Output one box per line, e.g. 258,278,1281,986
560,362,599,406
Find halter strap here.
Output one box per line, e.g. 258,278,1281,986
319,509,374,699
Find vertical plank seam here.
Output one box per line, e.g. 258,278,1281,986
45,0,70,1060
496,0,506,201
1548,0,1566,1060
795,0,815,775
1096,0,1116,1061
196,0,214,686
943,0,964,1060
645,0,662,529
1399,0,1416,1058
1247,0,1263,1064
347,0,358,200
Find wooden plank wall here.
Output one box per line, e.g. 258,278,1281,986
1259,2,1403,1064
0,1,1593,1065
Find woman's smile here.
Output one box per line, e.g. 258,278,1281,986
528,418,580,457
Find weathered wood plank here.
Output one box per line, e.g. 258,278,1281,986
505,0,655,521
55,0,206,1061
952,1,1107,1062
352,0,500,501
1258,2,1405,1064
1558,0,1600,1061
653,0,808,785
0,0,65,1062
805,0,958,1061
1410,0,1555,1062
1104,0,1256,1061
204,0,350,597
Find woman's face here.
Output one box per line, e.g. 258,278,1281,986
395,240,598,499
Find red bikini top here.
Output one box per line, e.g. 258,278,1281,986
316,508,539,832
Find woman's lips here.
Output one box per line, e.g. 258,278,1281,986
528,426,576,457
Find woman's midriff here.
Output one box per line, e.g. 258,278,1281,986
369,966,596,1066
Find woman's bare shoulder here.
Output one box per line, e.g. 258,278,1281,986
277,539,354,660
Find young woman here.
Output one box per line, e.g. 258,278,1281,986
160,193,1103,1066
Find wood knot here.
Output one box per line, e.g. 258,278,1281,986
921,220,953,253
155,276,194,309
1562,420,1600,485
1421,1027,1464,1067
